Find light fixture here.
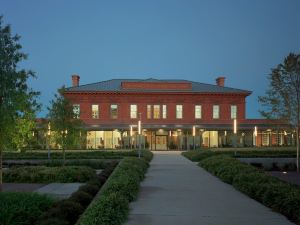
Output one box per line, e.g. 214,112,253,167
130,125,133,136
254,126,257,137
224,131,227,136
138,121,141,135
233,119,237,134
192,126,196,137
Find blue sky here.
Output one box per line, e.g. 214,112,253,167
1,0,300,118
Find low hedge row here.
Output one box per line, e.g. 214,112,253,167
3,166,96,183
77,157,150,225
182,148,297,162
3,150,141,160
199,155,300,224
0,192,54,225
37,161,118,225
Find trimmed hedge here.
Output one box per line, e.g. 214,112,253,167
37,161,118,225
182,148,297,162
3,166,96,183
199,155,300,224
77,157,149,225
0,192,54,225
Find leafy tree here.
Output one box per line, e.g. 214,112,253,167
259,53,300,171
0,16,40,191
47,87,83,166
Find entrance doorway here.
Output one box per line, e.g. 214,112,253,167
155,135,167,150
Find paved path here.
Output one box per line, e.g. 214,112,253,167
35,183,84,199
125,151,295,225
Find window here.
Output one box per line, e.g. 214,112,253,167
176,105,183,119
73,104,80,119
231,105,237,119
130,104,137,119
153,105,160,119
147,105,152,119
92,104,99,119
110,104,118,119
195,105,202,119
213,105,219,119
162,105,167,119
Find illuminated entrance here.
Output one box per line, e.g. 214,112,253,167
155,136,167,150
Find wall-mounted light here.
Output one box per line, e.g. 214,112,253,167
233,119,237,134
254,126,257,137
130,125,133,136
138,121,141,135
192,126,196,137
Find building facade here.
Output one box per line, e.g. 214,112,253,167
63,75,293,150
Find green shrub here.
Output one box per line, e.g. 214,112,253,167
0,192,54,225
3,166,96,183
182,150,216,161
78,184,99,196
37,217,70,225
77,157,149,225
70,191,93,208
199,155,300,224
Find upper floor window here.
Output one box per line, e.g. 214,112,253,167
195,105,202,119
92,104,99,119
213,105,219,119
231,105,237,119
162,105,167,119
130,104,137,119
73,104,80,119
147,105,152,119
176,105,183,119
153,105,160,119
110,104,118,119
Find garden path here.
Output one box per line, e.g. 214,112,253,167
124,151,295,225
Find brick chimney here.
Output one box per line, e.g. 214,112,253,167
216,77,225,87
72,74,80,87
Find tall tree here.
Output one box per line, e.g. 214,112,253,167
259,53,300,171
47,87,83,166
0,16,40,191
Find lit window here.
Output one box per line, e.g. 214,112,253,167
153,105,160,119
92,104,99,119
147,105,152,119
176,105,183,119
231,105,237,119
73,104,80,119
162,105,167,119
130,104,137,119
195,105,202,119
110,104,118,119
213,105,219,119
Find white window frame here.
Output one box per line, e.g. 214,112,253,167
130,104,137,119
195,105,202,119
153,105,160,119
110,104,118,119
73,104,80,119
92,104,99,119
147,105,152,119
162,105,167,119
213,105,219,119
231,105,237,119
176,105,183,119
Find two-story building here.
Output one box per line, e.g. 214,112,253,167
63,75,293,150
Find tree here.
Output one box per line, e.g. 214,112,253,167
259,53,300,171
0,16,40,191
47,87,83,166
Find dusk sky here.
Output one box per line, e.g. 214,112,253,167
1,0,300,118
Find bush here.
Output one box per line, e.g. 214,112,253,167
199,155,300,224
182,150,215,161
70,191,93,208
77,157,149,225
78,184,99,196
0,192,54,225
3,166,96,183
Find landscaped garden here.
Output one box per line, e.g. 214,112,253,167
0,149,153,225
182,148,300,225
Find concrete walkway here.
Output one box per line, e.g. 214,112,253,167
125,151,295,225
34,183,84,199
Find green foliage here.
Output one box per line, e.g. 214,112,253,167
182,148,297,162
69,191,93,208
3,166,96,183
0,192,54,225
259,53,300,125
3,149,152,160
77,157,149,225
0,15,40,188
200,155,300,224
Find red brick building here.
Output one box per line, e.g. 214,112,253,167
63,75,293,150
